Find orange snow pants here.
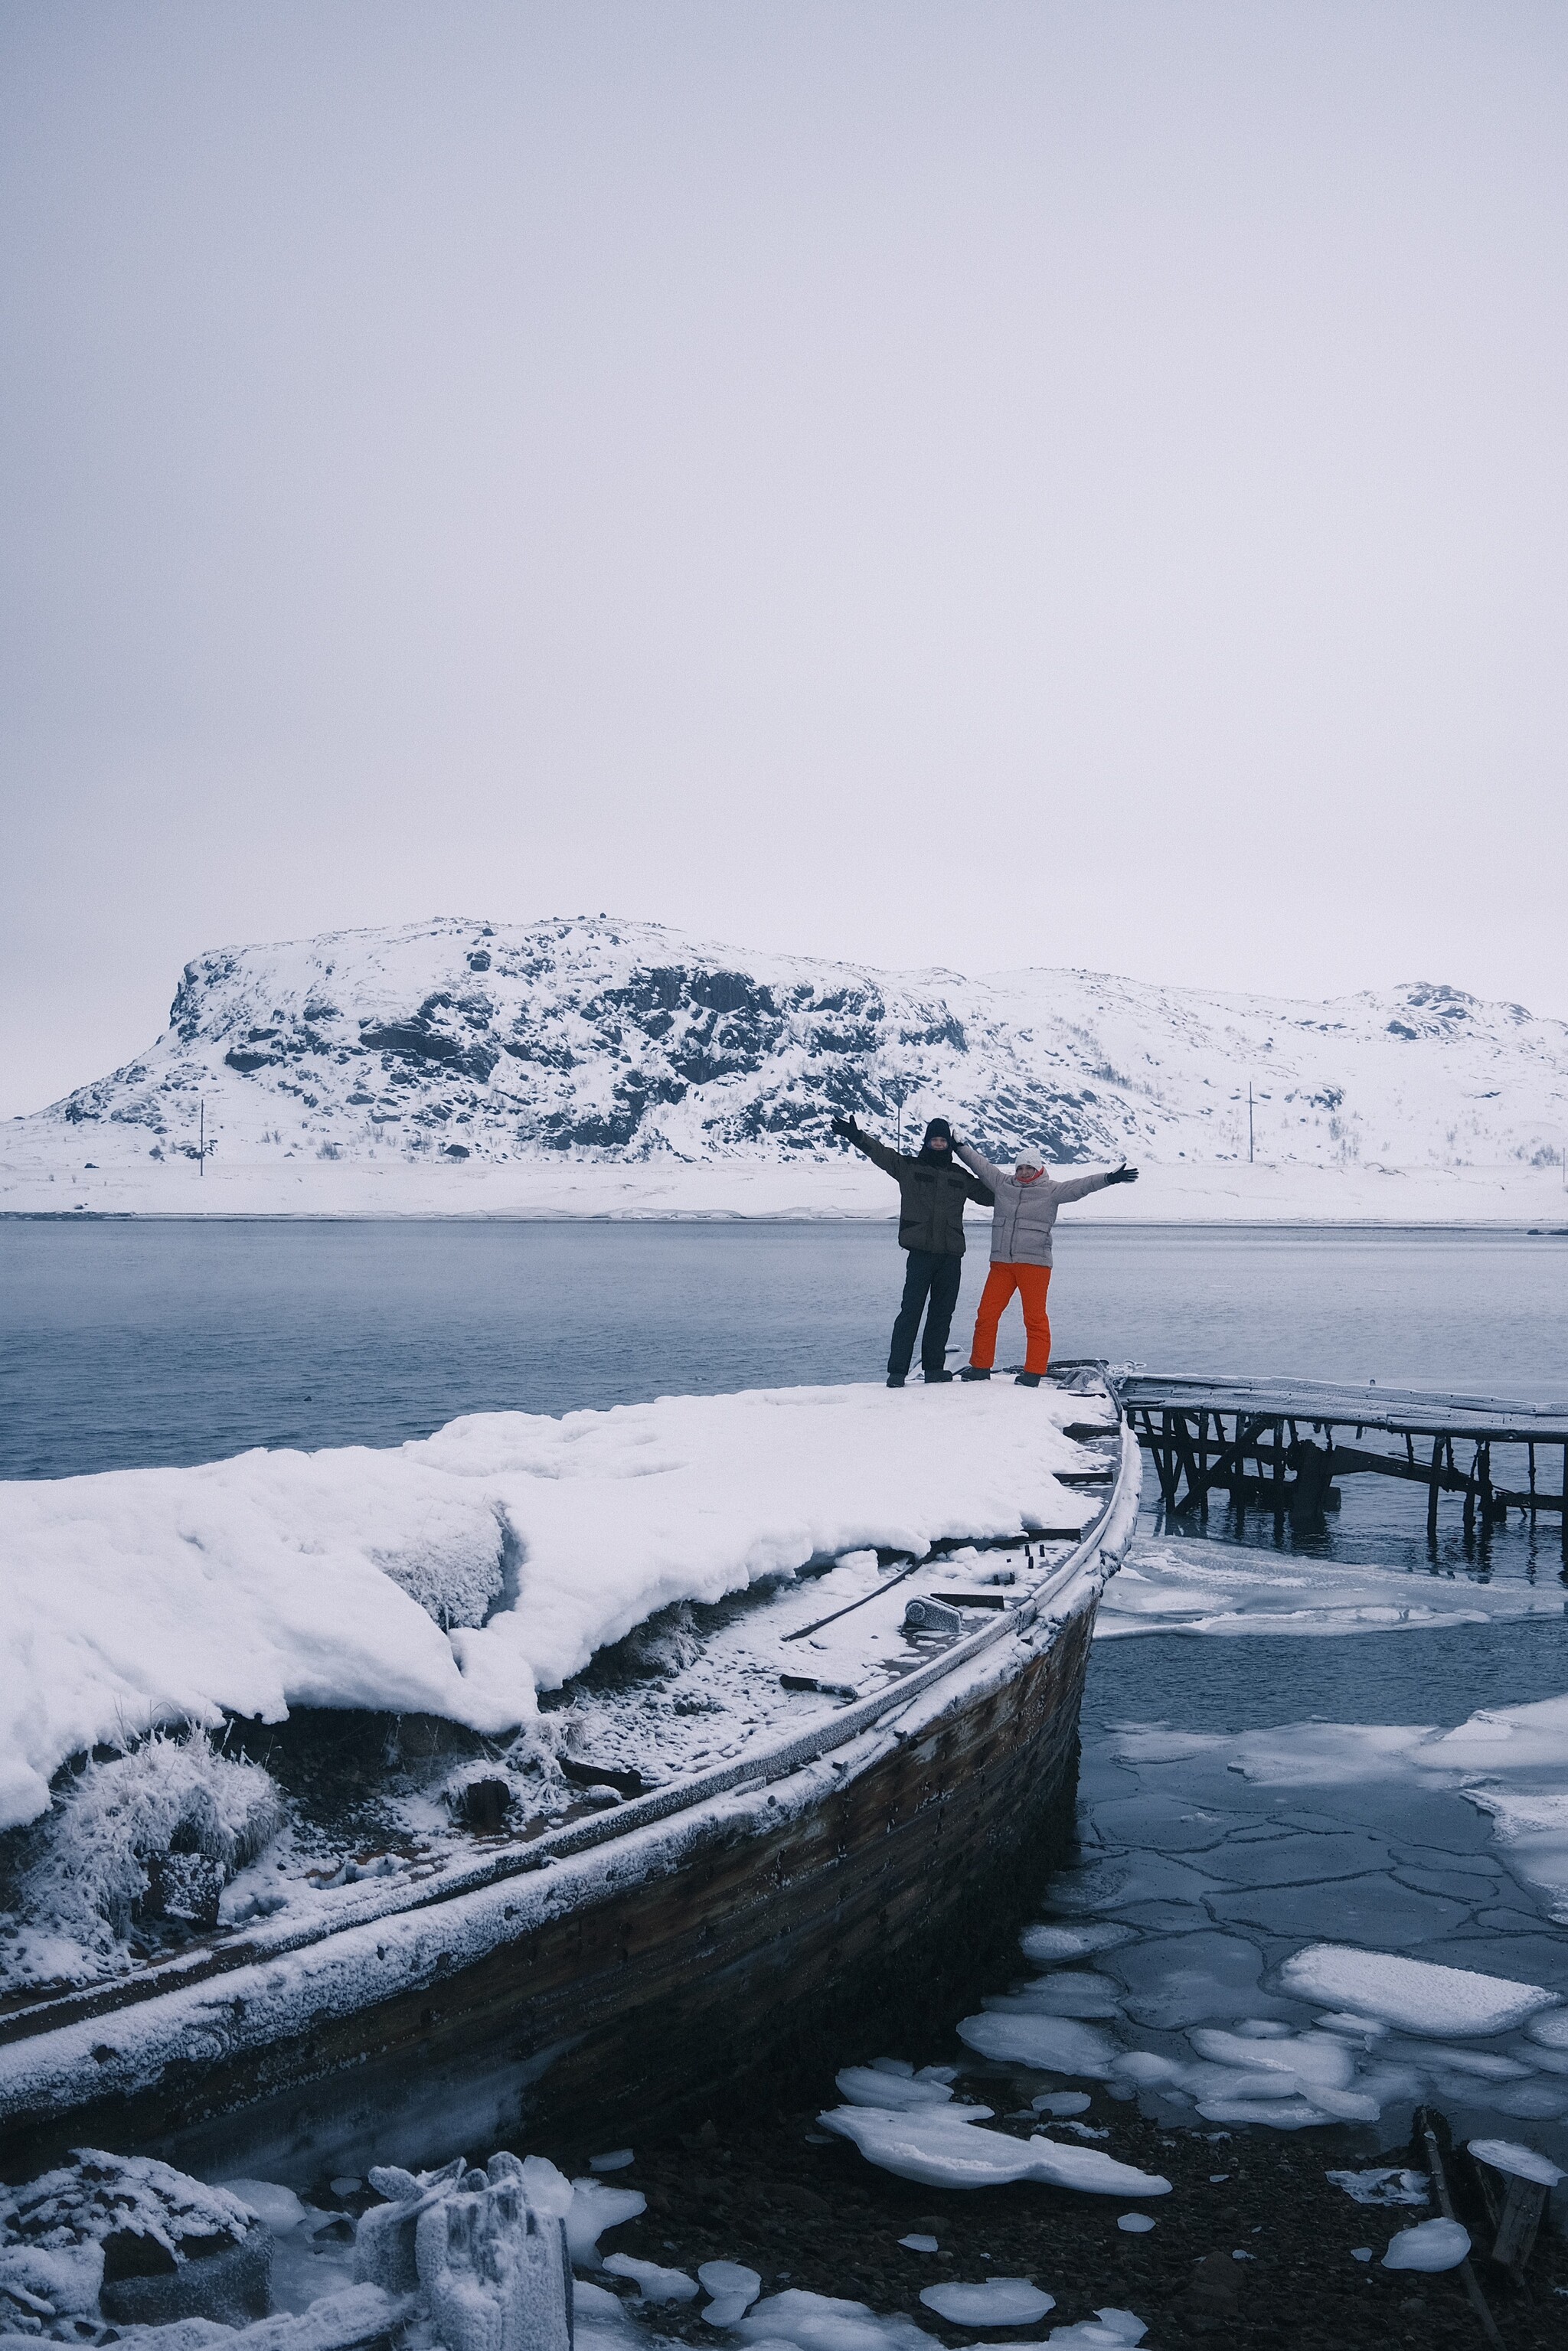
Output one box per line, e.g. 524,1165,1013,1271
969,1262,1053,1376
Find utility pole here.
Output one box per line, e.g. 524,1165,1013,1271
890,1073,908,1156
199,1101,205,1177
1247,1083,1254,1165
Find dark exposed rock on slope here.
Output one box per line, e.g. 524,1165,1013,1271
20,916,1568,1173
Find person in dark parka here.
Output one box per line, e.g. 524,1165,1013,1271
830,1113,994,1386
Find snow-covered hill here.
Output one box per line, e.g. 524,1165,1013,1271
7,916,1568,1216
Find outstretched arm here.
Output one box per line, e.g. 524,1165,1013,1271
1049,1163,1139,1205
954,1138,1005,1193
831,1115,903,1180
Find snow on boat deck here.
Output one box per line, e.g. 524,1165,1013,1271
0,1382,1111,1833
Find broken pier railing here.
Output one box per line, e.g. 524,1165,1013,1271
1112,1373,1568,1556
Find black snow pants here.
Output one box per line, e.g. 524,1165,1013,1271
888,1247,963,1379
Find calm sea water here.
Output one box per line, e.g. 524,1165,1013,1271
4,1215,1563,1573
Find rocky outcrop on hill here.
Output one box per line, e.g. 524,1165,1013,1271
18,915,1568,1174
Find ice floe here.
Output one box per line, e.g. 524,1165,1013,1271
737,2288,934,2351
1381,2218,1471,2271
1115,2215,1155,2234
1096,1542,1565,1642
1277,1945,1558,2037
819,2106,1169,2196
564,2179,646,2266
574,2280,632,2321
220,2180,309,2233
1466,2138,1565,2186
601,2254,698,2302
988,1974,1122,2019
918,2281,1055,2325
836,2069,956,2111
1044,2313,1146,2348
699,2261,763,2324
956,2014,1119,2076
1019,1924,1137,1966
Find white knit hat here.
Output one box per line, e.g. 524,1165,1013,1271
1014,1149,1044,1173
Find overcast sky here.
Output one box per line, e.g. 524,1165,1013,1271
3,2,1566,1117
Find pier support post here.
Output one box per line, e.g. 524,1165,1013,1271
1563,1446,1567,1566
1463,1444,1478,1535
1426,1436,1442,1543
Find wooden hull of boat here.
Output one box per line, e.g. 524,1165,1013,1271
0,1592,1102,2185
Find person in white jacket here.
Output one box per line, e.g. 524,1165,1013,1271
953,1141,1138,1386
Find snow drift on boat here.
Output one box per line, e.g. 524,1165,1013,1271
0,1382,1105,1833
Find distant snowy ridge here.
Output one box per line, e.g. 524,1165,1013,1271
11,915,1568,1184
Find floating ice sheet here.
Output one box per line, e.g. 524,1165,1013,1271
1276,1944,1559,2037
956,2013,1119,2076
1467,2139,1565,2186
836,2069,955,2111
919,2281,1055,2325
991,1974,1122,2019
1019,1924,1137,1967
1095,1542,1564,1643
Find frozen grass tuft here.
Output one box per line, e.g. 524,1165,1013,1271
5,1731,283,1984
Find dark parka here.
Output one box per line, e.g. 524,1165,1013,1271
843,1126,993,1256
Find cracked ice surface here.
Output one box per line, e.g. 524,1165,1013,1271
959,1666,1568,2159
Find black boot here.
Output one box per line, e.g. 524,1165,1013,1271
959,1366,991,1383
1015,1370,1043,1388
886,1372,906,1389
923,1367,954,1383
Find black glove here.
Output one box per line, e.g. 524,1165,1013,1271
1106,1164,1138,1185
831,1115,859,1140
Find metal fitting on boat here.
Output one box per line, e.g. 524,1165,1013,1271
903,1595,967,1637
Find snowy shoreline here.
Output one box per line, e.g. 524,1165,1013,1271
5,1154,1568,1226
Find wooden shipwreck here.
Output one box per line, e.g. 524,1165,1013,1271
0,1371,1138,2187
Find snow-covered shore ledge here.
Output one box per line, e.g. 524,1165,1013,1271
4,1153,1566,1226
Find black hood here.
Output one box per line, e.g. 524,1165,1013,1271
916,1118,953,1164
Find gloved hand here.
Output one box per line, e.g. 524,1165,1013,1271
1106,1164,1139,1185
831,1115,860,1140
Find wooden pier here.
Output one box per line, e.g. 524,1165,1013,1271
1113,1373,1568,1556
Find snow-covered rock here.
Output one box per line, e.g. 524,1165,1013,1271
8,915,1567,1205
